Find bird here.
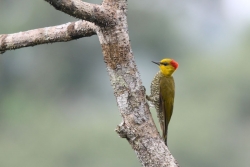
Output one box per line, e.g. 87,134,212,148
146,58,178,146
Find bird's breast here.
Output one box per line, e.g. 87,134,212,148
160,76,175,102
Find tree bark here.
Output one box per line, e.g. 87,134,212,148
0,0,180,166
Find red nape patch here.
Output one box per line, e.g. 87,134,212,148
170,59,179,69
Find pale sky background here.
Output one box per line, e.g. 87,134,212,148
223,0,250,24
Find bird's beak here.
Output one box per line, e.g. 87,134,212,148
152,61,160,65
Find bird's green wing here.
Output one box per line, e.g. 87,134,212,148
160,76,175,145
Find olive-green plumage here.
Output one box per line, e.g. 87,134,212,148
147,58,178,146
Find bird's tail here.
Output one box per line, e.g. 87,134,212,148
161,121,168,146
164,134,168,146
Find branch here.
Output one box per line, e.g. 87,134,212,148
0,21,96,54
44,0,116,27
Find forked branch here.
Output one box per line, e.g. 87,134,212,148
0,0,180,166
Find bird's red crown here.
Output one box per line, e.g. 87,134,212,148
170,60,179,69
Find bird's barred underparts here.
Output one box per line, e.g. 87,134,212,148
147,71,163,124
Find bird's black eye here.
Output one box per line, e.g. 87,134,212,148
161,62,168,66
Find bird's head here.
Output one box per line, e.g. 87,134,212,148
152,58,178,76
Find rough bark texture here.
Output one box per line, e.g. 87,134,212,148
0,21,96,54
0,0,180,166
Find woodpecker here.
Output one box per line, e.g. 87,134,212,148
146,58,178,146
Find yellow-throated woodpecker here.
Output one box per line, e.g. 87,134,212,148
147,58,178,146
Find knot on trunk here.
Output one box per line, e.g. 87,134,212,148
115,121,137,141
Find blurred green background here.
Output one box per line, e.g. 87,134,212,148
1,0,250,167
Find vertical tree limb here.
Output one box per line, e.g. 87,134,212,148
96,1,180,166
